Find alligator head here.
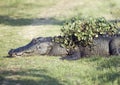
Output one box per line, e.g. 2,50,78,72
8,37,53,57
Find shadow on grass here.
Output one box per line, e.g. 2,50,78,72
0,15,119,27
0,15,65,26
109,19,120,23
97,56,120,69
0,69,63,85
97,71,120,84
94,56,120,84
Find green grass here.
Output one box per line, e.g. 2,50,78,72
0,0,120,85
0,56,119,85
0,0,59,18
72,0,120,19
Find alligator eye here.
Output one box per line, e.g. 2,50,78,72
32,38,37,44
37,46,41,49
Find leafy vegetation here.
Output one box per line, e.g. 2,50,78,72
55,17,118,49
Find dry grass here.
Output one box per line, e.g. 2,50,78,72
0,0,120,85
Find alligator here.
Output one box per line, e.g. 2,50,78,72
8,37,68,57
109,36,120,56
8,35,120,59
62,35,120,60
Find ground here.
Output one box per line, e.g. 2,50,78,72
0,0,120,85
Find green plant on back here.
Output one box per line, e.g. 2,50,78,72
55,17,118,50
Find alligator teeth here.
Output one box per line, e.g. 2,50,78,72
16,52,23,56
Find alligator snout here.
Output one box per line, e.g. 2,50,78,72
8,49,14,56
8,49,17,57
8,49,23,57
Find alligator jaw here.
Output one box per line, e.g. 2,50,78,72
8,49,23,57
8,49,35,57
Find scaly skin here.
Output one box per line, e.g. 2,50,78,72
8,35,120,59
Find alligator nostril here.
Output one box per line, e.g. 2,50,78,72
8,49,15,56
